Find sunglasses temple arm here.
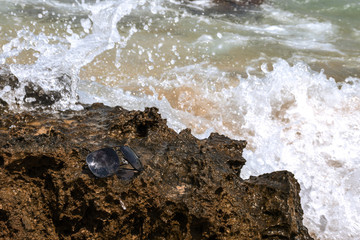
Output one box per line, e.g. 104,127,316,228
119,168,142,172
113,145,144,172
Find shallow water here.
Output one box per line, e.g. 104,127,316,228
1,0,360,239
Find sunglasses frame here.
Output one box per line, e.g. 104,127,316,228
86,145,144,178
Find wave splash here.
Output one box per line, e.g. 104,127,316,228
0,0,142,111
79,57,360,239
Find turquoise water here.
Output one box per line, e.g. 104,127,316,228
1,0,360,239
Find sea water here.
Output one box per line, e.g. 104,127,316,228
0,0,359,239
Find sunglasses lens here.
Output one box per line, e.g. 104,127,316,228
120,146,144,171
86,148,120,178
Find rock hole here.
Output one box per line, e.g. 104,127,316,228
0,156,4,167
0,209,9,221
0,98,8,107
223,214,230,221
190,216,210,239
128,213,144,235
53,215,75,236
208,235,218,240
81,201,107,233
70,188,84,200
44,174,56,192
226,175,233,181
227,160,242,167
172,212,188,232
141,179,147,188
136,123,149,137
110,212,119,220
165,200,175,206
215,187,223,195
189,176,200,187
264,209,282,217
104,195,116,204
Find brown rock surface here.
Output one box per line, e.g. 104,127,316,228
0,67,312,239
0,104,312,239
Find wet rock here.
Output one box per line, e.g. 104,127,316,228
181,0,265,19
210,0,265,14
0,65,18,110
0,65,20,90
0,64,71,109
213,0,264,7
23,82,61,106
0,103,312,239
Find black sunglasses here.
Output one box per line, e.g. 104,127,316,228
86,146,144,178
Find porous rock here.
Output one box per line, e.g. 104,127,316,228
0,102,312,239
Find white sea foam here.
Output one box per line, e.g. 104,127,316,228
80,59,360,239
0,0,143,111
238,60,360,239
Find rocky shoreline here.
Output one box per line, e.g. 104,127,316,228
0,97,313,239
